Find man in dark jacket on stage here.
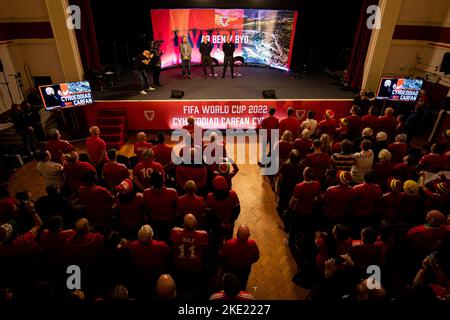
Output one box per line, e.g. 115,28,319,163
200,36,215,78
222,35,235,79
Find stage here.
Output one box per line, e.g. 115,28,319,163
85,67,355,135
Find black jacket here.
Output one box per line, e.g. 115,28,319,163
200,42,212,56
222,42,235,57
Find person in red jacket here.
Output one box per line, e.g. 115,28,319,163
350,227,387,273
177,180,206,226
345,105,362,140
210,273,255,300
418,143,446,173
45,128,75,164
219,225,260,290
134,132,153,161
153,132,174,169
133,148,165,191
388,134,408,165
305,139,332,183
175,148,208,193
279,107,300,140
78,171,114,231
378,107,397,140
115,178,145,238
322,170,354,225
170,214,208,277
361,106,380,134
293,129,313,160
317,109,338,138
63,151,96,195
378,178,403,223
143,171,178,241
259,107,279,152
86,126,108,175
350,170,382,232
129,224,170,287
102,149,130,189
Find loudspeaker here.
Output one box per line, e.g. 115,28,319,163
440,52,450,75
262,89,276,99
171,89,184,99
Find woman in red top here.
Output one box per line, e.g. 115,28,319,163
115,179,146,239
374,149,393,192
274,130,294,164
388,134,408,165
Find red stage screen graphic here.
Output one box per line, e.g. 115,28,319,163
150,9,298,70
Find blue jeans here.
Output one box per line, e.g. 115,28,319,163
182,59,191,76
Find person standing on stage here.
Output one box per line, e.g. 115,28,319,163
222,35,235,78
200,36,215,78
132,50,155,95
180,36,192,79
150,41,163,87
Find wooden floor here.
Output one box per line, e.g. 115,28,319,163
8,138,308,300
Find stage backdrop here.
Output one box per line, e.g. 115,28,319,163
150,9,298,70
85,100,353,131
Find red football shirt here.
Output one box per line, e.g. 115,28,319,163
134,141,153,161
419,154,446,173
219,238,260,270
260,115,279,141
361,114,380,133
388,142,408,165
378,115,397,138
63,232,104,267
323,185,354,219
133,160,165,189
305,152,332,181
0,197,19,224
276,141,294,161
373,160,392,189
175,165,207,190
86,136,108,164
291,181,321,215
318,119,338,137
64,160,96,194
379,191,403,222
293,138,313,159
116,193,145,230
351,183,382,217
129,240,170,274
392,163,416,181
0,231,43,258
153,144,174,166
279,116,300,139
103,161,130,187
346,115,362,137
176,193,206,222
45,140,75,163
143,187,178,222
170,227,208,273
406,224,448,255
78,185,114,228
206,190,240,223
39,229,75,256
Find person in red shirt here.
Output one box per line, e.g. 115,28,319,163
378,178,403,223
345,105,362,140
134,132,153,161
170,214,208,276
406,210,447,259
63,151,96,195
102,149,130,188
317,109,338,137
260,107,279,150
86,126,108,175
388,134,408,165
45,128,75,164
176,180,206,226
153,132,174,169
392,155,417,182
289,167,321,250
378,107,397,140
315,223,352,270
182,116,203,136
350,227,386,272
219,225,260,289
398,180,421,224
210,273,255,300
133,148,165,191
143,171,178,241
63,218,104,271
129,224,170,286
206,175,240,247
350,170,382,232
279,107,300,140
0,183,19,224
422,177,450,213
115,179,145,238
373,149,393,191
361,107,380,134
305,139,332,183
418,143,446,173
78,170,114,230
39,215,75,265
274,130,294,164
322,170,354,224
175,148,208,193
293,129,313,160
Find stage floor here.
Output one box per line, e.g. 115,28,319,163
93,66,355,101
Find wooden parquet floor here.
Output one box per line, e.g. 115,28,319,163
7,138,308,300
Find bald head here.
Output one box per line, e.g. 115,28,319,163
137,132,146,142
184,214,197,231
89,126,100,137
156,274,176,300
426,210,446,227
237,225,250,241
75,218,89,234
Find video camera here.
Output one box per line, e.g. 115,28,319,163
150,40,163,50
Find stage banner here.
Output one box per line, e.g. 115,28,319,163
85,100,353,131
150,9,298,70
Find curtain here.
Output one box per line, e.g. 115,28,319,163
346,0,379,90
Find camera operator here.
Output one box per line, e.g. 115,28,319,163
150,41,163,87
132,50,155,95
